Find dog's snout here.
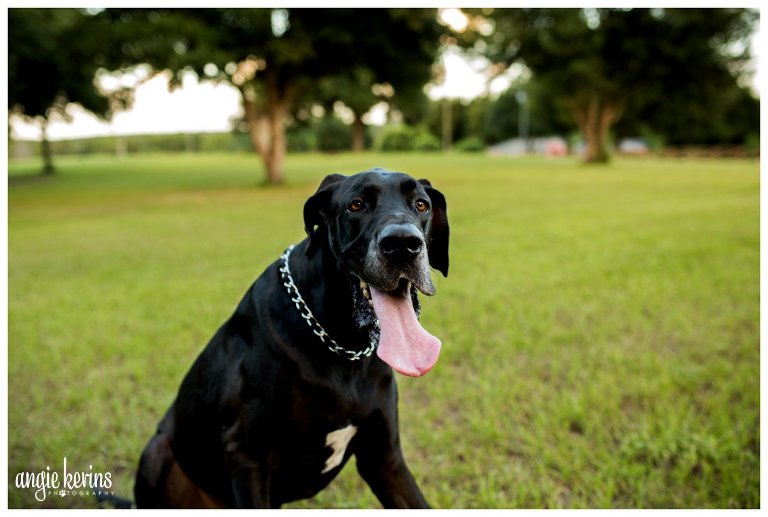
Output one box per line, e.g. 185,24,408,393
378,224,424,261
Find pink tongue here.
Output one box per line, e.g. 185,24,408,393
370,286,441,377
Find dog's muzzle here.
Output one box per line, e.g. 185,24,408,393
378,223,424,264
363,223,435,297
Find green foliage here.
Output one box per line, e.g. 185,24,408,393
376,124,416,151
412,129,441,152
92,8,442,182
479,8,756,110
420,89,572,150
303,10,440,140
483,92,518,144
286,126,318,153
8,8,132,171
621,83,760,146
316,68,379,117
637,129,666,153
7,153,759,508
425,99,470,144
466,8,758,158
743,134,759,154
374,124,440,152
464,96,491,143
8,9,120,119
315,116,352,152
199,132,253,153
454,136,485,152
483,84,575,144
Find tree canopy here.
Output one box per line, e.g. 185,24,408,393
8,8,128,172
461,8,758,162
96,8,441,183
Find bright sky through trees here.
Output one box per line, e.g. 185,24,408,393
10,51,494,141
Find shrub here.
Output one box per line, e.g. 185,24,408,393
376,124,416,152
316,116,352,152
286,127,317,152
413,128,441,152
454,136,485,152
744,133,759,155
639,128,666,153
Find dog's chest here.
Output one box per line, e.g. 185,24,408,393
321,425,357,473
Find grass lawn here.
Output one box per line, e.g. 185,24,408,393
7,152,759,508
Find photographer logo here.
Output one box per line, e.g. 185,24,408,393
14,457,113,502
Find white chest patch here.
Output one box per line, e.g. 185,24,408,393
322,425,357,474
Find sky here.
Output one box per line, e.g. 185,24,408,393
8,8,763,142
11,71,246,141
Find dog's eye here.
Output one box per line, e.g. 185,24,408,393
348,200,364,213
415,199,429,213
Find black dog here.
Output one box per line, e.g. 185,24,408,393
134,168,449,508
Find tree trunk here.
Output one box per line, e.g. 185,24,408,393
352,114,365,152
265,99,286,184
40,118,54,174
240,75,289,185
568,97,620,164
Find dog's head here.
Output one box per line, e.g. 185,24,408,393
303,168,449,376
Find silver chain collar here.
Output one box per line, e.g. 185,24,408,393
279,245,377,361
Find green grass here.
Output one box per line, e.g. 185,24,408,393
8,152,759,508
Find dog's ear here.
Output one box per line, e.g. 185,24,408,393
419,179,449,277
303,174,346,255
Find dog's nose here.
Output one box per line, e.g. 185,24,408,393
378,224,424,261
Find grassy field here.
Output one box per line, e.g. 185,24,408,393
7,152,759,508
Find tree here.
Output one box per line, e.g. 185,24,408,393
296,9,440,154
315,71,435,153
482,81,574,145
461,8,757,162
615,66,759,147
424,98,468,146
8,9,127,173
316,68,380,152
101,8,441,183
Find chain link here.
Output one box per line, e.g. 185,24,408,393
279,245,376,360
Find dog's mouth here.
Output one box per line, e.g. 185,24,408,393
355,277,441,377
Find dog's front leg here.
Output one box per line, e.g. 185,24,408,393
229,463,272,508
225,437,272,508
355,411,430,509
357,447,430,508
223,415,273,508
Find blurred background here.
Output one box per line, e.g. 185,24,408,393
6,7,760,509
8,8,761,175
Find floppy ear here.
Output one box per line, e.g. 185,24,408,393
419,179,449,277
303,174,346,255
